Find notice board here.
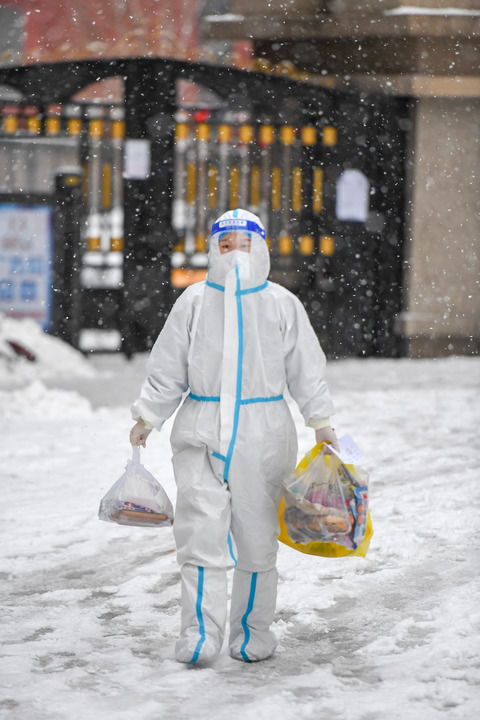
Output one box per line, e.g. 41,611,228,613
0,202,54,329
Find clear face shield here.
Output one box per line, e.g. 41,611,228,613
217,230,252,278
210,215,266,280
218,230,252,255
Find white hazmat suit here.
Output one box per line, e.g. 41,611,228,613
131,209,334,663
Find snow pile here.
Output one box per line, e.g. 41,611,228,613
0,314,96,390
203,14,245,23
0,379,93,420
385,6,480,16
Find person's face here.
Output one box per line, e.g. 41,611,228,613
218,231,251,254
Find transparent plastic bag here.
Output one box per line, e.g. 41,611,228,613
281,443,370,552
98,446,174,528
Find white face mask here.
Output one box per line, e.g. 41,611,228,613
220,250,251,279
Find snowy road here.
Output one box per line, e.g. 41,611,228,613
1,346,479,720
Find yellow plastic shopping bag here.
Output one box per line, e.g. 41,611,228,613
278,442,373,558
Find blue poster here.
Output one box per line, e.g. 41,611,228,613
0,204,54,329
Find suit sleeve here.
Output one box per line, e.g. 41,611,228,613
281,292,334,426
130,289,196,429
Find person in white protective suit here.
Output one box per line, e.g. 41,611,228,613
130,208,338,664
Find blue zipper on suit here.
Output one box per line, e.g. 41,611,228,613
223,265,244,483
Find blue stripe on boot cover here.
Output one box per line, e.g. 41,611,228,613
240,572,258,662
190,566,206,663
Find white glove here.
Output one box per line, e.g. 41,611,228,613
130,419,152,448
315,426,340,452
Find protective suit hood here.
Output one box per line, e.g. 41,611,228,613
207,209,270,288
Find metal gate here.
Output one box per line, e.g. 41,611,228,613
0,58,409,357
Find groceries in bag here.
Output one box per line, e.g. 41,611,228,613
98,446,174,527
278,441,372,558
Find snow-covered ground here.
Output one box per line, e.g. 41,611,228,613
1,319,479,720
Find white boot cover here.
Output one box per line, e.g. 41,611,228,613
229,568,278,662
175,563,227,665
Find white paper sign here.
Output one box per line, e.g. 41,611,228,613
124,139,151,179
329,434,364,465
0,203,53,329
336,169,370,222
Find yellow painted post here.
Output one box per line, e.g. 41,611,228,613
218,124,231,144
239,124,254,145
259,124,274,148
313,167,324,214
278,234,293,255
110,107,125,252
186,153,197,252
89,118,103,140
322,125,337,147
45,105,62,136
292,166,302,214
87,233,101,251
271,166,281,211
176,122,189,142
299,234,314,255
196,122,209,143
208,165,218,210
24,106,41,135
65,104,83,139
280,125,295,146
301,125,317,148
195,121,210,253
229,165,239,209
320,234,335,256
111,117,125,141
101,162,112,209
2,106,19,134
110,232,124,252
186,161,196,205
68,117,82,136
86,107,105,252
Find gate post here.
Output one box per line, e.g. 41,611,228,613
120,61,176,357
51,169,83,348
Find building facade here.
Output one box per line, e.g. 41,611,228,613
204,0,480,357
